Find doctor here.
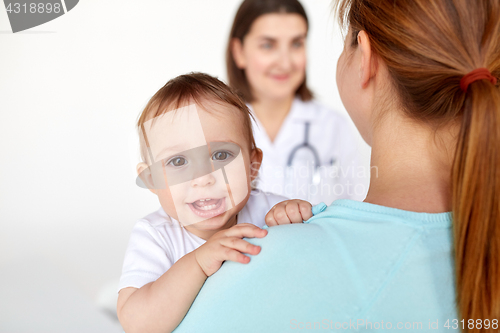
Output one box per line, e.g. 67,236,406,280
226,0,368,205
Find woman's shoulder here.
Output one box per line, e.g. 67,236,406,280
249,199,452,253
175,200,456,332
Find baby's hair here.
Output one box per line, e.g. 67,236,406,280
137,72,257,165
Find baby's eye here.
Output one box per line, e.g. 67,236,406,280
167,157,187,167
212,151,232,161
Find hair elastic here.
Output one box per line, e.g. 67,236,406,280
460,68,497,92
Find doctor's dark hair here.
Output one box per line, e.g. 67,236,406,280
136,72,257,164
226,0,313,102
335,0,500,327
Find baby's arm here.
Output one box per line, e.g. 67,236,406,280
117,251,205,333
265,199,313,226
117,223,267,333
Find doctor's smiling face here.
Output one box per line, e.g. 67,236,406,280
137,101,262,240
232,13,307,101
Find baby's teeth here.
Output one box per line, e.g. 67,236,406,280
199,204,216,211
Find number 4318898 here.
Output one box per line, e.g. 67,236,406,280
444,319,498,330
6,3,61,14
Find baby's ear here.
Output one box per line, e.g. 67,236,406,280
136,162,157,194
249,148,263,180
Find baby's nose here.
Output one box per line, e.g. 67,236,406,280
191,171,216,187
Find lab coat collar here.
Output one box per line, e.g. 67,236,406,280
247,97,315,123
289,97,318,122
248,97,296,148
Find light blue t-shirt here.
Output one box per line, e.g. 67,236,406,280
174,200,457,332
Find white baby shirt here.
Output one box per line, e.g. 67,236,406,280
118,189,287,292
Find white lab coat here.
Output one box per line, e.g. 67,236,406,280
249,98,369,205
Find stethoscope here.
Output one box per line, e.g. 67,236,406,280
285,121,322,187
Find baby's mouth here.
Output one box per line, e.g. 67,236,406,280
187,198,226,218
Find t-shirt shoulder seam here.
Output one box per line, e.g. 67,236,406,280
133,218,178,251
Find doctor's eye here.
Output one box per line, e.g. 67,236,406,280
166,157,187,167
212,150,233,161
260,42,273,50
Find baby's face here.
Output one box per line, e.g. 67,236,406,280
138,101,256,232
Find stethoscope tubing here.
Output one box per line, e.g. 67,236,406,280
286,121,321,169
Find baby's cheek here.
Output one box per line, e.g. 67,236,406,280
156,188,180,220
224,153,249,207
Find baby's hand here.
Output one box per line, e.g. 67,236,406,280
265,199,313,227
194,223,267,277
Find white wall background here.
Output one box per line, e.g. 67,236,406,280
0,0,370,329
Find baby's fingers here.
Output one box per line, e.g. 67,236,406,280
219,237,261,256
298,201,313,221
216,246,252,264
265,207,279,226
224,223,267,239
271,202,293,225
284,202,304,223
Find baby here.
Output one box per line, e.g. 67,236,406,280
117,73,312,333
